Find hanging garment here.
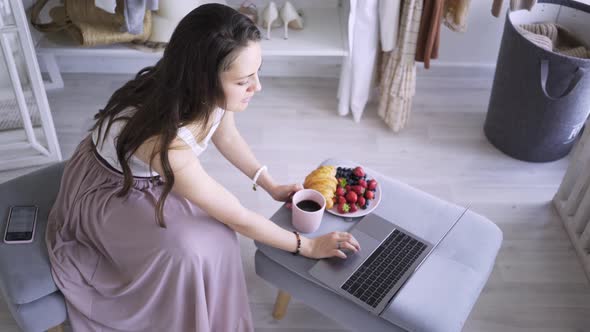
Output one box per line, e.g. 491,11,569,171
415,0,444,69
93,0,158,34
442,0,470,32
337,0,379,122
492,0,538,17
124,0,159,35
491,0,503,16
510,0,537,11
378,0,424,132
379,0,402,52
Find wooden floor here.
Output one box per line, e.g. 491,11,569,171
1,73,590,331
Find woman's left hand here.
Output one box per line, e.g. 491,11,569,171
270,183,303,202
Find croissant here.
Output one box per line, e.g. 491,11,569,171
303,166,337,209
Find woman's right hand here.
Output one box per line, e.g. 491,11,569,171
304,231,361,259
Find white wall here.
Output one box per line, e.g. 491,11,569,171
436,1,507,67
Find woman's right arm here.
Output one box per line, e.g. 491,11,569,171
136,138,360,259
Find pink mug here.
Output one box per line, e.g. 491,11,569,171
291,189,326,233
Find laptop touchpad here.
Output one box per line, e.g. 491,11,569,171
355,214,395,241
309,230,381,286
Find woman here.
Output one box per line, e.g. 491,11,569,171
46,3,360,331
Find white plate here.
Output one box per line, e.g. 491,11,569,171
325,167,381,218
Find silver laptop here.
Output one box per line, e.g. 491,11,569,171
308,206,470,316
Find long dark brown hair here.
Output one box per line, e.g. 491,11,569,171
91,4,261,228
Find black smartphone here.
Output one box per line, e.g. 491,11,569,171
4,206,38,244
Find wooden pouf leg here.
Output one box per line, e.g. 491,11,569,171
47,323,65,332
272,289,291,320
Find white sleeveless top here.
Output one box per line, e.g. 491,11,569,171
91,108,225,177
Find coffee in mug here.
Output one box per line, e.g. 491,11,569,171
291,189,326,233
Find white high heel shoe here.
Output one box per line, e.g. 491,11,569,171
279,1,303,40
261,1,281,40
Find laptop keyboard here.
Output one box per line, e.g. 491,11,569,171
341,229,427,308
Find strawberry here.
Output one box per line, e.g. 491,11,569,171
349,203,358,213
335,186,345,197
365,190,374,200
337,202,350,214
359,179,367,188
368,179,378,190
353,167,365,178
346,191,358,204
352,185,363,195
357,196,366,208
337,196,347,205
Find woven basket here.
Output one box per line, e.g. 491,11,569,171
32,0,152,46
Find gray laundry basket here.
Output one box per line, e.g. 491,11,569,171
484,0,590,162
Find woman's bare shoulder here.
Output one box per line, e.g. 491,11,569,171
135,134,193,166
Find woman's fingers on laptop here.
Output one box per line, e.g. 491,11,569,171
338,232,361,251
317,232,360,259
314,232,353,259
333,249,348,259
349,236,361,251
339,241,358,254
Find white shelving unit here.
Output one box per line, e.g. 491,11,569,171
35,3,350,89
0,0,61,170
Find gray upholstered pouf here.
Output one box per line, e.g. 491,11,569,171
0,162,67,332
255,158,503,332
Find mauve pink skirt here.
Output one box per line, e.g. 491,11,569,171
46,136,253,331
